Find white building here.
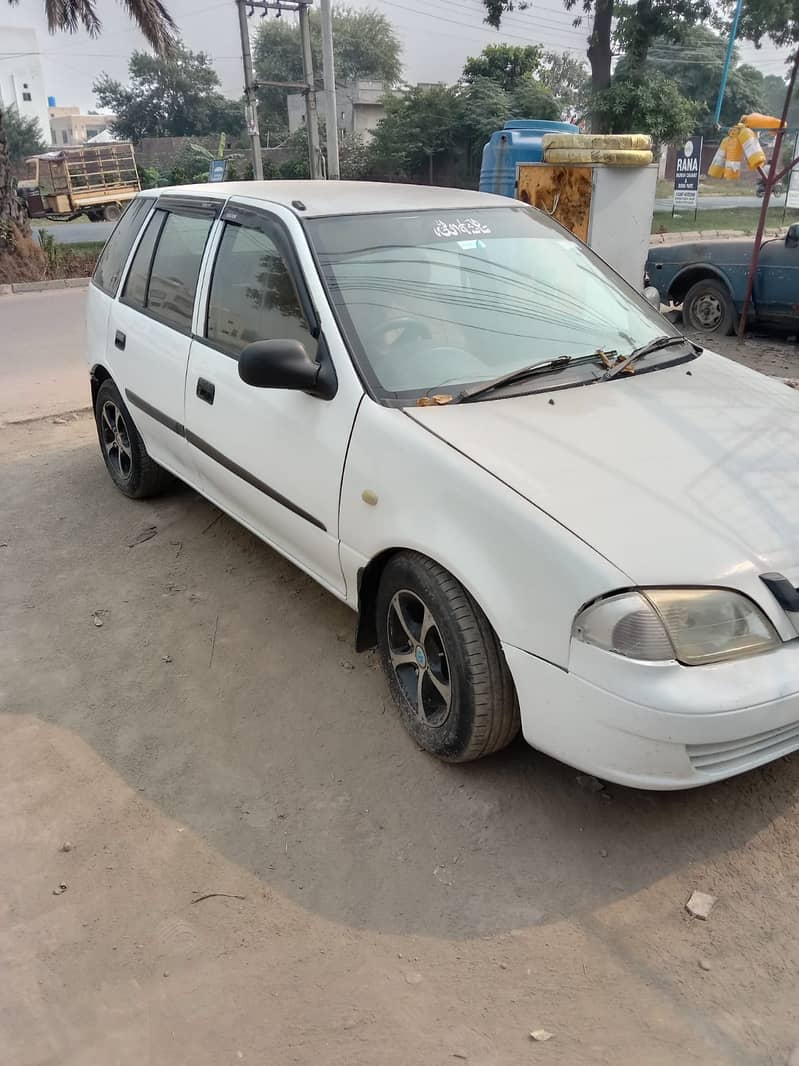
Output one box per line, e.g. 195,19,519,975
0,27,51,143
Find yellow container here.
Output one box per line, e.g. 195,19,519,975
708,137,728,179
724,131,743,179
741,113,784,130
738,126,766,170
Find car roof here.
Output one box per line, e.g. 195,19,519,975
144,180,512,218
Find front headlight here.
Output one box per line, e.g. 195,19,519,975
573,588,780,665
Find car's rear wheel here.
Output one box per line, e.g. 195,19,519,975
683,279,736,335
376,552,520,762
94,379,171,499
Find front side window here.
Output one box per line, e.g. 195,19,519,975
308,206,681,401
92,195,152,296
205,221,311,356
122,209,213,332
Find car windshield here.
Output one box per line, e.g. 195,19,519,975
307,205,683,402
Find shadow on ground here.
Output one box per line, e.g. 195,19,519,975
2,427,798,940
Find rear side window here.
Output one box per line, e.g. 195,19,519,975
122,210,214,333
205,221,311,357
92,197,152,296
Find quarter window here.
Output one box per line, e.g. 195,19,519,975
205,222,311,356
92,196,152,296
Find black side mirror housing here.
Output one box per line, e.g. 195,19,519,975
786,223,799,249
238,338,336,399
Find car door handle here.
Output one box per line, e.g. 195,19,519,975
114,330,126,350
196,378,215,405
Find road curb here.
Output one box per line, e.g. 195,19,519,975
0,277,90,296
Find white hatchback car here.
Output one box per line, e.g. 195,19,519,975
87,180,799,789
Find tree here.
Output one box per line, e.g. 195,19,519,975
3,110,46,165
590,69,700,146
1,0,175,262
509,78,560,121
480,0,712,127
253,7,402,137
462,44,544,91
618,26,765,134
538,51,590,114
93,44,243,142
368,85,462,183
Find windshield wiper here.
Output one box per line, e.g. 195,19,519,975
602,335,695,380
457,352,605,404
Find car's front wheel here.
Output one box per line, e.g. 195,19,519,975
376,552,520,762
683,278,736,335
94,379,171,499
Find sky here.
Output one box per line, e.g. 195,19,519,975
0,0,795,113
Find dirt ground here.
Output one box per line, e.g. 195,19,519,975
3,345,799,1065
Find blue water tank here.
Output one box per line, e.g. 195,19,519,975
479,119,580,198
47,96,56,108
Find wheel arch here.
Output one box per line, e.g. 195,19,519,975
668,264,733,305
89,363,113,409
354,546,498,654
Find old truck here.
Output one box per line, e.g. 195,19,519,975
646,225,799,335
16,142,140,223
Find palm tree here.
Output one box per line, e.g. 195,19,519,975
1,0,176,244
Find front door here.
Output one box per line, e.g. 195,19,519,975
184,203,363,597
755,235,799,325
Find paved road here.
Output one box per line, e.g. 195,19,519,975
654,194,787,212
32,220,114,244
0,288,89,424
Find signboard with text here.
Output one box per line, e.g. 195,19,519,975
208,158,228,183
673,135,703,211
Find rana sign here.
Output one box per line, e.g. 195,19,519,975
673,136,703,211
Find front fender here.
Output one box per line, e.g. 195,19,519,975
338,400,628,667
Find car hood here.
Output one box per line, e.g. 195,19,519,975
407,351,799,620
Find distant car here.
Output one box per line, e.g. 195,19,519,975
646,224,799,335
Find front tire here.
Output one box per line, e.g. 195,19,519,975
94,379,171,499
683,278,736,335
376,552,520,762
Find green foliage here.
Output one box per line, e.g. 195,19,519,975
93,43,244,142
591,70,700,146
719,0,799,47
462,44,544,91
509,78,560,121
3,110,47,164
537,51,590,113
253,7,402,136
617,26,765,134
368,85,462,182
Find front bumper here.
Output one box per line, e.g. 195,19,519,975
503,639,799,789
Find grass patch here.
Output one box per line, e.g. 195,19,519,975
652,206,799,234
36,230,102,279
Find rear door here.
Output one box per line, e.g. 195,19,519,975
110,195,220,477
184,200,363,596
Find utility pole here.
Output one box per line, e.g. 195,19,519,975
236,0,264,180
318,0,340,179
298,2,323,178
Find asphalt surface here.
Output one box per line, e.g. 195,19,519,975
32,219,114,244
654,194,787,212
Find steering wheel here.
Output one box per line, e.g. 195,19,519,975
365,316,433,350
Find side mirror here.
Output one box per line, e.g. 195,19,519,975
786,223,799,249
643,285,661,309
239,338,320,391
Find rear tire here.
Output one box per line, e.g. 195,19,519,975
94,379,172,499
103,203,122,222
683,278,736,335
376,552,520,762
